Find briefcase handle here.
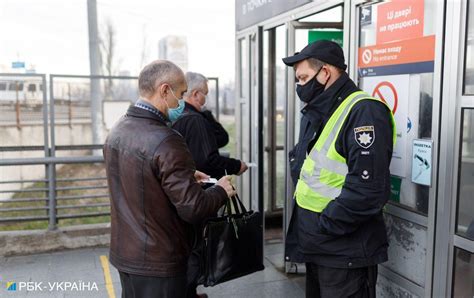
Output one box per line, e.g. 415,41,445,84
222,191,248,216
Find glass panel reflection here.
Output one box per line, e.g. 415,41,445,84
464,0,474,94
452,247,474,297
456,109,474,239
357,1,439,215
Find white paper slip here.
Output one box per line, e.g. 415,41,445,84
202,178,218,184
245,162,257,167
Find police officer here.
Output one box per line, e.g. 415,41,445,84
282,40,395,297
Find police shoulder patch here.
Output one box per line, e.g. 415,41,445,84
354,126,375,149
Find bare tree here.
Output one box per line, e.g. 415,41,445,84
100,19,116,100
139,24,149,69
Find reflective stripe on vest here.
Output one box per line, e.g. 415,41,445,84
295,91,396,213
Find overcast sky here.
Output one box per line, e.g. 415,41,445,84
0,0,236,83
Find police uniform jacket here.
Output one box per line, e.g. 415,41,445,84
285,72,394,268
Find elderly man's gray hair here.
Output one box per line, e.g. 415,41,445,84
184,72,208,97
138,60,184,97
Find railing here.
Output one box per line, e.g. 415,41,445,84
0,73,222,231
0,73,137,231
0,145,109,230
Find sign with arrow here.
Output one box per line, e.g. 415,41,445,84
411,139,433,186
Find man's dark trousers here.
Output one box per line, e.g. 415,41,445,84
119,271,187,298
305,263,378,298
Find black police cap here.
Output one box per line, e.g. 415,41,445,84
282,40,347,70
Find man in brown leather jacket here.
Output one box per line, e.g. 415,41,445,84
103,60,235,298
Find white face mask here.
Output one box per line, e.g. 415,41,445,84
197,90,208,112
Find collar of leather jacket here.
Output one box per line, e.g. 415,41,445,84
301,72,359,121
126,105,169,126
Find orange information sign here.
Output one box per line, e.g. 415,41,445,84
377,0,424,44
358,35,435,68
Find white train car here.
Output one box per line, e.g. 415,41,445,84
0,78,44,104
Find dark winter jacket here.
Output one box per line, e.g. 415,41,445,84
172,103,241,179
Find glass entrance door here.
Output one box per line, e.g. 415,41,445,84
439,0,474,296
236,29,265,255
284,4,344,272
262,26,287,216
236,36,251,207
350,0,443,296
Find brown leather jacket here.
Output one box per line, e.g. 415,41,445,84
103,105,228,277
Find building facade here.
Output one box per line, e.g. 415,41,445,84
234,0,474,296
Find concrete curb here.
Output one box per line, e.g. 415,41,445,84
0,223,111,257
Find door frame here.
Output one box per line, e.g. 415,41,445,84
262,26,287,214
236,27,265,254
435,0,474,296
235,30,255,210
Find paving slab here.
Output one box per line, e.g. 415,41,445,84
0,241,305,298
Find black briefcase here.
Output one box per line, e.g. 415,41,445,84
197,194,264,287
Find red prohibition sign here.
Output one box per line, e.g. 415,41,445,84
372,81,398,114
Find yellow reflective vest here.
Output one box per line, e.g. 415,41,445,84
295,91,396,213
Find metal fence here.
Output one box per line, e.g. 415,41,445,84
0,73,220,231
0,73,138,230
0,145,107,230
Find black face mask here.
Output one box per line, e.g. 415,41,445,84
296,67,328,103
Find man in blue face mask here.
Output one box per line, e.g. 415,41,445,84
167,86,186,121
282,40,396,298
134,65,187,123
104,60,236,298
